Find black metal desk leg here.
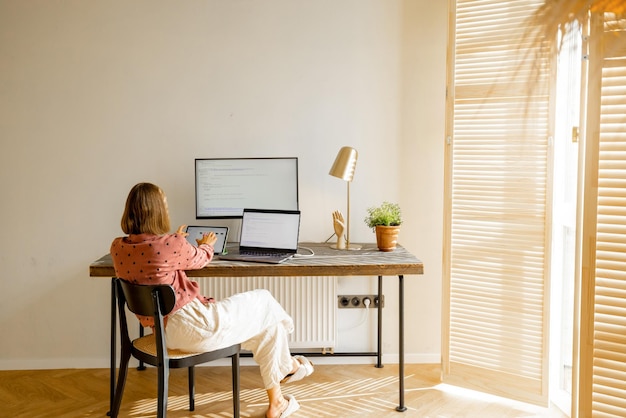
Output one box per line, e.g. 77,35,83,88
376,275,383,368
108,278,117,416
396,274,406,412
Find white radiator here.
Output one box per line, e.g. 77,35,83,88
198,276,337,349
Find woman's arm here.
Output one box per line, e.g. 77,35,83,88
172,232,215,270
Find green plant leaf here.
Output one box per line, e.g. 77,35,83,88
364,201,402,231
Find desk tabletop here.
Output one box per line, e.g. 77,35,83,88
89,242,423,278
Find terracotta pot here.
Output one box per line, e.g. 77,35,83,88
375,225,400,252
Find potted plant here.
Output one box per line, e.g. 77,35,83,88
364,201,402,251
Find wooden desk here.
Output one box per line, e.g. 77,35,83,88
90,242,423,413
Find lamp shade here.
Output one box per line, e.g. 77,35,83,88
329,146,358,182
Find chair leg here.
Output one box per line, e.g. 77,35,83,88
232,352,240,418
188,366,195,411
110,347,131,418
157,363,169,418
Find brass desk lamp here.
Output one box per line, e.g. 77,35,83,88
329,146,361,250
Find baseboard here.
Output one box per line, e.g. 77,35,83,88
0,358,111,371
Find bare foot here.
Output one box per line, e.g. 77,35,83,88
266,396,288,418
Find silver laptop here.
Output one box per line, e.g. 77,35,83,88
219,209,301,264
184,225,229,255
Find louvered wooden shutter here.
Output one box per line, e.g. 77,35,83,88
578,13,626,418
443,0,552,405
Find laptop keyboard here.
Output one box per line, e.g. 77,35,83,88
241,250,291,257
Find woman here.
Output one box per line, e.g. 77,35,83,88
111,182,313,418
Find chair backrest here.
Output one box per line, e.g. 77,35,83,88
118,280,177,318
115,279,177,364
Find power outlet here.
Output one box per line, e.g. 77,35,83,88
337,294,384,309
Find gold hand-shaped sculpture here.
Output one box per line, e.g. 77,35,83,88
332,210,346,250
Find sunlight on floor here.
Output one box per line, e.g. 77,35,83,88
433,383,567,417
120,369,567,418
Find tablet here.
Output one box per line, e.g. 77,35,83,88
184,226,229,255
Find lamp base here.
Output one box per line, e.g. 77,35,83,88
330,243,362,251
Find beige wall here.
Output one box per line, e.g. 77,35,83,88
0,0,446,368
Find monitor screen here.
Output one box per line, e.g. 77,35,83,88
195,157,299,218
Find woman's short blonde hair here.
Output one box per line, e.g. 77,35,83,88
120,183,171,235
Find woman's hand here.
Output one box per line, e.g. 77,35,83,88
197,231,217,247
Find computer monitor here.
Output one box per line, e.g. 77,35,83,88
195,157,299,219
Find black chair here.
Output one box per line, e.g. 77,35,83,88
110,279,240,418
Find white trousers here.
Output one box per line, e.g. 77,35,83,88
166,289,295,389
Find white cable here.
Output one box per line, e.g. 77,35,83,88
338,310,367,331
338,297,370,331
293,246,315,257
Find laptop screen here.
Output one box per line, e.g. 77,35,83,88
239,209,300,251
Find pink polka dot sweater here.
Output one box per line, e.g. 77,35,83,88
110,233,214,327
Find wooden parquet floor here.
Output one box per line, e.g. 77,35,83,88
0,363,568,418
